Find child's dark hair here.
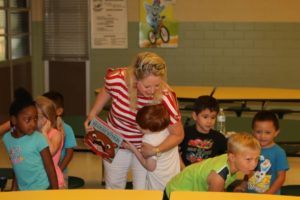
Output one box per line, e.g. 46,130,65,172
193,95,219,115
9,87,35,116
43,91,64,109
252,110,279,130
136,104,170,132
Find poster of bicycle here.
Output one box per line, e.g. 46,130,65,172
139,0,178,48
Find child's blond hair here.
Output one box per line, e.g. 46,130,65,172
227,132,261,154
35,96,64,135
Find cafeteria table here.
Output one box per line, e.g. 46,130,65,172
170,191,300,200
0,189,163,200
170,86,215,102
212,87,300,117
95,86,215,101
213,87,300,106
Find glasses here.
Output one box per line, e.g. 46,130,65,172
136,63,165,72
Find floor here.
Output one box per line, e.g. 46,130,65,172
1,138,300,190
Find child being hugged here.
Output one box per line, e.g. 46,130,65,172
164,132,261,200
35,96,65,189
125,104,180,191
180,95,227,168
235,111,289,194
2,88,58,190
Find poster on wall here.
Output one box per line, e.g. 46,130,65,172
91,0,128,49
139,0,178,48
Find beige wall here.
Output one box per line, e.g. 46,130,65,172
32,0,300,22
129,0,300,22
31,0,43,22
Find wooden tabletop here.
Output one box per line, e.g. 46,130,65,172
95,86,300,102
95,86,215,101
0,189,163,200
213,87,300,101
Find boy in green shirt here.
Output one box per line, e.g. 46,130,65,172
164,132,261,200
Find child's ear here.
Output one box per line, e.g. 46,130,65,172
228,152,234,161
192,112,197,120
10,116,17,126
56,107,64,116
275,129,280,137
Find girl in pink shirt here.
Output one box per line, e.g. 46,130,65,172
36,96,65,188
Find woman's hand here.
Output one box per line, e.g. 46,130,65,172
84,115,95,133
141,142,156,158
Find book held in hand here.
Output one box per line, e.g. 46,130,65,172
84,117,123,163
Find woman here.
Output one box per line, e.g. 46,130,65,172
84,52,184,189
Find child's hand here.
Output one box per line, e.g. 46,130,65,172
233,181,247,192
122,140,135,152
41,120,51,135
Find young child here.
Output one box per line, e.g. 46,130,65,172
164,132,261,200
35,96,65,189
236,111,289,194
125,104,180,191
43,91,77,188
180,95,227,168
2,88,58,190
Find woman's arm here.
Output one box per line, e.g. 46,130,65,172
40,147,58,189
84,87,111,129
264,170,286,194
141,122,184,158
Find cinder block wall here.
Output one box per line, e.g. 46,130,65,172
90,22,300,103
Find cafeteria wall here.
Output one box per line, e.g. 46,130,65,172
31,0,300,106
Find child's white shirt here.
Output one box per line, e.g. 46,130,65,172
142,129,180,190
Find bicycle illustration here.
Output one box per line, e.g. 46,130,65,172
145,0,170,45
148,16,170,44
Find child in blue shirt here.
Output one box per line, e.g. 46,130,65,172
235,110,289,194
2,88,58,190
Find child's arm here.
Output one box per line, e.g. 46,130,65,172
11,176,18,191
207,171,226,192
45,132,63,156
40,147,58,189
124,140,157,171
59,148,74,171
179,153,186,171
0,121,10,137
264,170,286,194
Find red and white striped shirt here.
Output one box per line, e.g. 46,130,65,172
104,68,181,148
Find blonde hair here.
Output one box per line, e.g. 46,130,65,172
125,52,167,110
227,132,261,154
35,96,64,135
